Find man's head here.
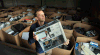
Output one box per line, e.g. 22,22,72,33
35,9,45,22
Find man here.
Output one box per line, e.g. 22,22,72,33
28,9,69,55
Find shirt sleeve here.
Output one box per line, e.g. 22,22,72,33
28,25,36,45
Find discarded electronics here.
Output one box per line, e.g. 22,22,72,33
75,41,100,55
27,12,33,16
9,16,22,21
5,28,19,36
34,19,67,52
0,22,10,30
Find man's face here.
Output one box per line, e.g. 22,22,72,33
36,11,45,22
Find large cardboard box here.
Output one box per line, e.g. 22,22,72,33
45,12,55,17
0,30,2,41
18,26,36,50
75,37,100,55
73,23,99,40
76,37,100,45
45,17,53,22
48,13,61,18
12,9,25,15
18,16,34,22
0,13,8,18
1,23,28,46
0,18,7,22
61,21,74,39
48,13,63,21
52,36,75,55
65,20,81,24
18,16,35,26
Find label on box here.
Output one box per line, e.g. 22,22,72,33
22,32,29,40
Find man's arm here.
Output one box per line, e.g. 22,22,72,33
28,25,36,45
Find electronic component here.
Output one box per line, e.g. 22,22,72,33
34,19,67,52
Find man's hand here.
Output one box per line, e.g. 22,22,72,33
33,32,38,41
63,39,69,45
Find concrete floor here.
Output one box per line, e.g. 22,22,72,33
0,43,37,55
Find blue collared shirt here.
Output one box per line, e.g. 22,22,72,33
28,22,47,53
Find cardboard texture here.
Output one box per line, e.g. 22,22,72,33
1,23,27,46
65,20,81,24
28,11,35,14
64,29,73,39
73,23,99,40
61,21,73,32
52,36,75,55
61,21,74,39
12,9,25,15
0,13,8,18
45,17,53,22
18,26,36,50
48,13,62,19
45,12,55,17
0,18,7,22
62,15,72,21
0,30,2,41
1,26,17,45
48,13,63,21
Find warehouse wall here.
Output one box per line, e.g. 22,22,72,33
17,0,41,6
3,0,14,7
45,0,75,8
3,0,75,8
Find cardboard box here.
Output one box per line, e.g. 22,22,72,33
18,26,36,50
1,23,28,46
76,37,100,55
12,9,25,15
18,16,35,26
45,17,53,22
73,23,99,40
62,15,72,21
0,13,8,18
48,13,62,19
18,16,34,22
52,36,75,55
48,13,63,21
0,30,2,41
76,37,100,47
65,20,81,24
45,12,55,17
0,18,7,22
0,41,36,53
64,29,73,39
61,21,74,38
